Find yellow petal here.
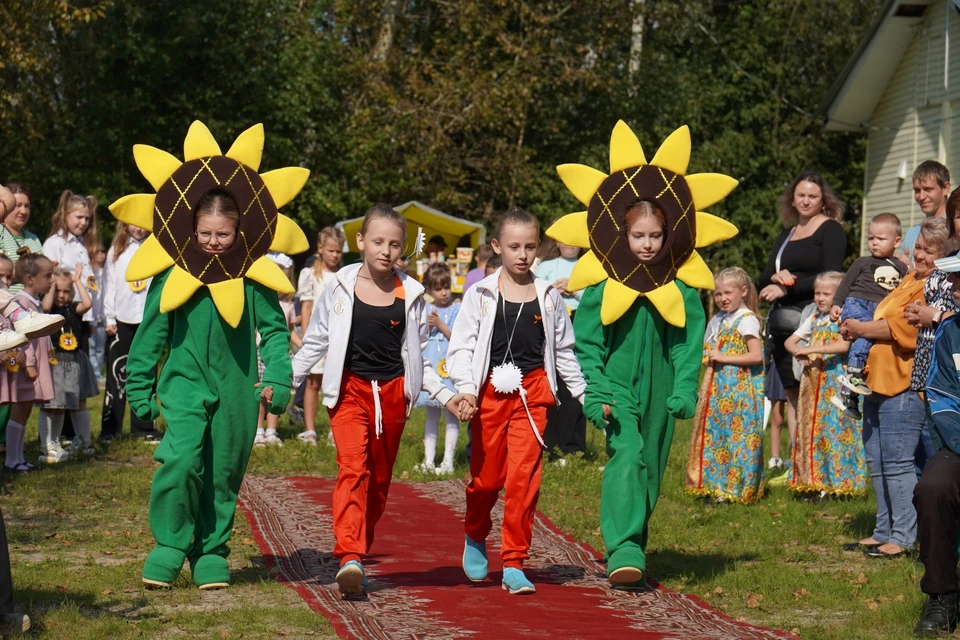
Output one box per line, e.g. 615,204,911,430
557,163,608,207
269,214,309,255
649,125,691,176
209,278,246,328
546,212,590,249
695,211,739,248
686,173,739,210
646,281,686,327
567,250,608,291
126,235,175,281
183,121,222,161
600,279,641,325
261,167,310,209
609,120,647,173
246,256,295,294
676,252,716,290
159,266,203,314
109,194,155,230
133,144,183,192
226,123,265,171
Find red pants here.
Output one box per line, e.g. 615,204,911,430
465,368,554,568
328,372,406,564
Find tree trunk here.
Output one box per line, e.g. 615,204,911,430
372,0,402,63
628,0,645,78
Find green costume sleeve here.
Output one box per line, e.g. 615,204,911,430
664,282,706,420
574,283,617,428
127,268,172,421
253,283,293,415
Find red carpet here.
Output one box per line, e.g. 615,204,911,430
239,476,792,639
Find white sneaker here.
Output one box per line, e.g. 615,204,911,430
263,432,283,446
66,440,95,455
14,311,64,340
435,462,455,475
297,431,317,446
415,461,436,473
40,445,69,464
767,457,783,470
326,430,336,449
0,327,27,351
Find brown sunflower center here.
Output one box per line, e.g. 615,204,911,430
153,156,279,284
588,164,696,293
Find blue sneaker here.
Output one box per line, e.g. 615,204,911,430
463,535,488,581
502,567,535,594
336,560,366,596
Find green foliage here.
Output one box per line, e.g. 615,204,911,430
0,0,882,276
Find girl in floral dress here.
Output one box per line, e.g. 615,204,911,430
686,267,765,503
786,271,868,497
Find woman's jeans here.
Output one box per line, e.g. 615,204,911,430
862,390,925,548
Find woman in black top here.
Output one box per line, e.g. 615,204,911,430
759,171,847,465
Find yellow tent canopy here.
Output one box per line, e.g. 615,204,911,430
336,201,486,254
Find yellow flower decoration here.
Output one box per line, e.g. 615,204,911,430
129,280,147,293
59,332,78,351
86,275,98,291
109,121,310,327
6,351,19,373
547,120,739,327
437,358,449,378
48,349,58,366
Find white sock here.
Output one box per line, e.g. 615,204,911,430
48,411,65,448
7,420,24,466
441,408,460,466
265,428,277,436
37,411,51,455
256,427,265,437
70,410,90,446
424,405,440,464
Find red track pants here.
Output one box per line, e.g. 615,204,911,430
465,368,554,568
328,372,406,565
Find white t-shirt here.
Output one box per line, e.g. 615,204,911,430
704,307,761,349
297,266,337,303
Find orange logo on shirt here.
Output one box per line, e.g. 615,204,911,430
389,320,401,329
533,314,542,324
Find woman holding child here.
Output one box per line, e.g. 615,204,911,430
841,217,952,559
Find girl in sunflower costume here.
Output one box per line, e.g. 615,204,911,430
547,121,739,587
685,267,765,504
113,122,309,589
38,264,99,459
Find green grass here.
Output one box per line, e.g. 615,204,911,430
3,396,929,639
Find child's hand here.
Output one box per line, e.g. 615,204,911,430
105,324,117,336
830,305,842,322
25,365,37,381
602,403,612,420
707,348,724,364
255,383,274,404
72,263,83,283
428,310,440,328
554,278,569,296
457,394,478,421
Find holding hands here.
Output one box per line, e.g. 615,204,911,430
829,305,842,322
445,393,477,422
905,300,938,328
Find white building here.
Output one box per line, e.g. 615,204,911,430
823,0,960,252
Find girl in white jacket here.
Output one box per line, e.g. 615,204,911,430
447,207,585,595
293,204,465,597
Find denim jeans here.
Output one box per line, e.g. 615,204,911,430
862,390,925,548
841,297,879,370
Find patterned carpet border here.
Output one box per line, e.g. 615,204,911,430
238,476,794,640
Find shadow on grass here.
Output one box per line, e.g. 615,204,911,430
645,549,759,584
841,511,877,539
19,586,157,635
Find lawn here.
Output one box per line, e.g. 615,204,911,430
2,395,928,639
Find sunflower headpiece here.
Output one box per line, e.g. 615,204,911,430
109,121,309,327
547,121,739,327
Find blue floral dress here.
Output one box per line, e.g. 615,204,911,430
686,309,765,503
415,302,461,408
789,312,868,496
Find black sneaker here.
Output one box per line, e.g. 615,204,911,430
915,593,958,637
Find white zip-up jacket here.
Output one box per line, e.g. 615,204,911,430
103,238,149,326
293,263,455,412
446,268,586,403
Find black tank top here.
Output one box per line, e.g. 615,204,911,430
344,295,406,381
489,297,545,375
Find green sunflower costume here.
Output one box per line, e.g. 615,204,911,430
112,122,308,588
547,121,738,582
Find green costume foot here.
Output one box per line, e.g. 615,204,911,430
190,554,230,590
143,546,186,587
608,566,643,586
